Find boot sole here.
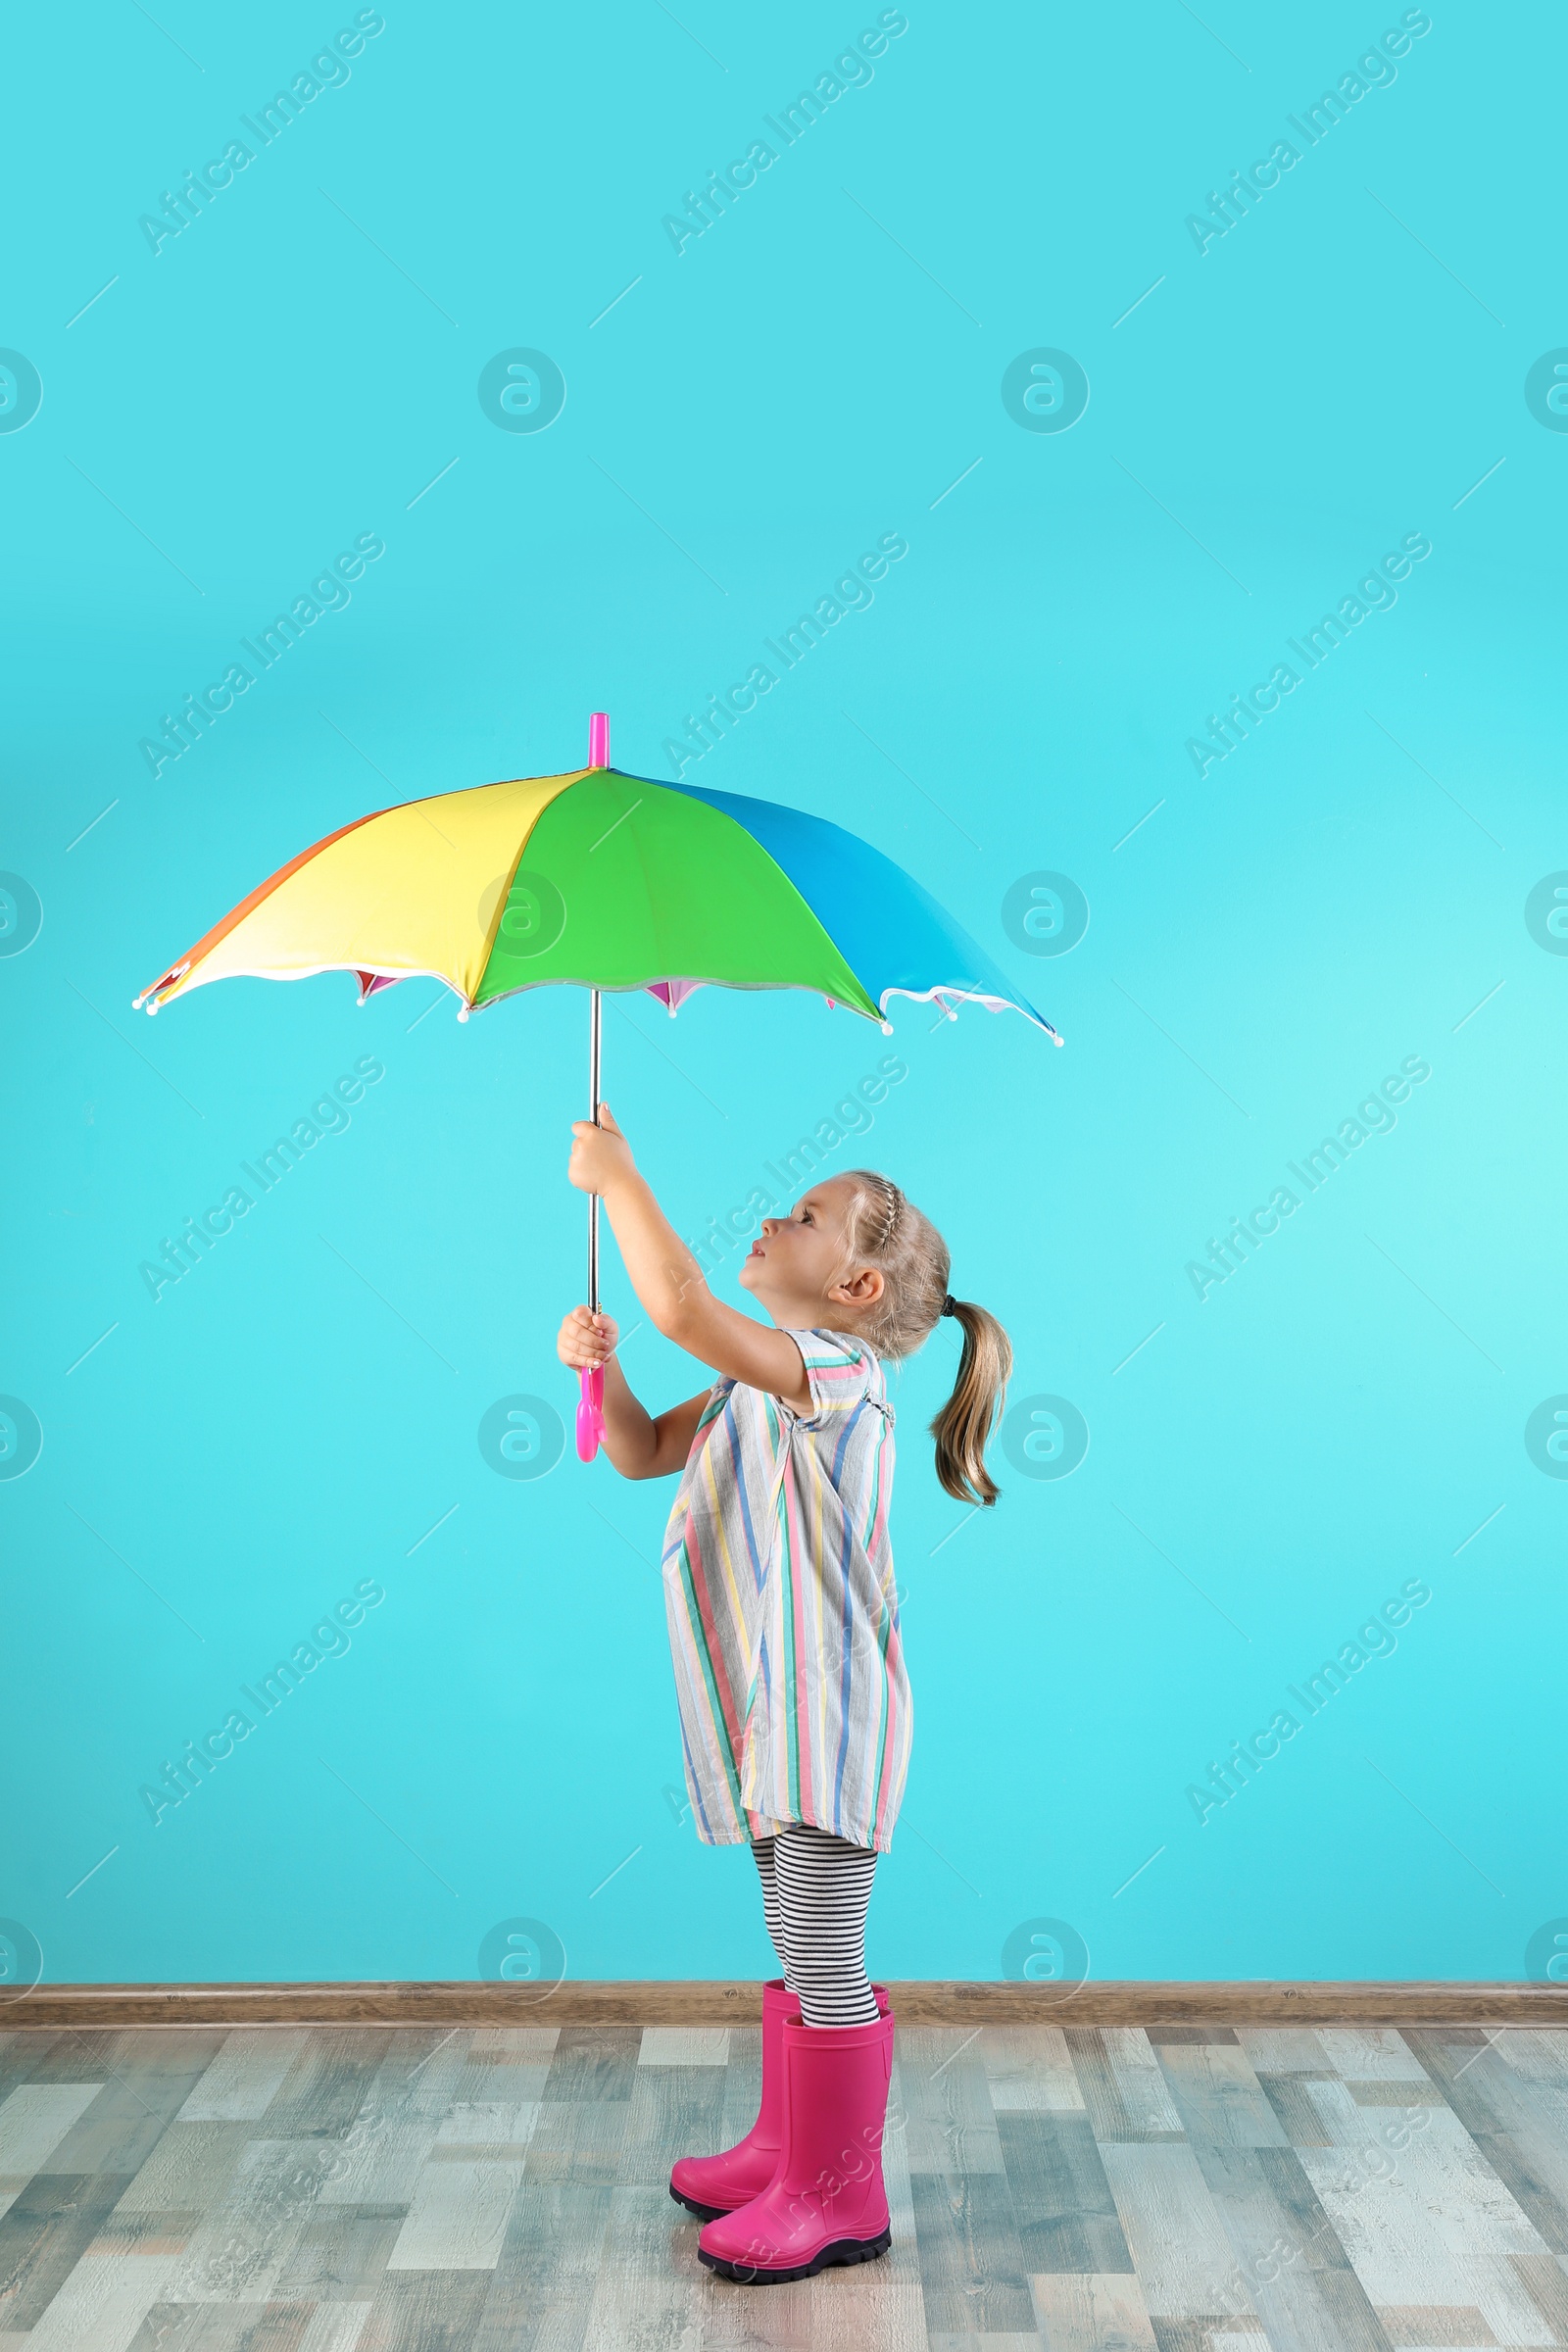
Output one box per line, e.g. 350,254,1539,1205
668,2182,730,2223
698,2227,892,2284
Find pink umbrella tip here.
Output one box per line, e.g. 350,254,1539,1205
589,712,610,768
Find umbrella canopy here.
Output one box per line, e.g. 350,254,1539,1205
136,717,1061,1462
135,760,1058,1041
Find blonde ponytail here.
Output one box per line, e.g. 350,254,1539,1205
834,1171,1013,1506
930,1298,1012,1506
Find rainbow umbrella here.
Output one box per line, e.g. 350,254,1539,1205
137,715,1059,1456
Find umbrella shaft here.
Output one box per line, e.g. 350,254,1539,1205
588,987,602,1313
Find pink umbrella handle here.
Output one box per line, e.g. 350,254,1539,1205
576,1362,605,1460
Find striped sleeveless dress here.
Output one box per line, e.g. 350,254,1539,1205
661,1328,912,1855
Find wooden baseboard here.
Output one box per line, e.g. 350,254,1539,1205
6,1981,1562,2029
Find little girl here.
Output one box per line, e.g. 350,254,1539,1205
557,1102,1011,2284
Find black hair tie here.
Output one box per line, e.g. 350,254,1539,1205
941,1294,958,1317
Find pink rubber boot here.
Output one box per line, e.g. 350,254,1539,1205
670,1983,890,2222
697,2005,896,2282
669,1981,798,2220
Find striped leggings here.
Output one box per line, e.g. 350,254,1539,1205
751,1826,879,2028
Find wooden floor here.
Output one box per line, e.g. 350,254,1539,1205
3,2020,1568,2352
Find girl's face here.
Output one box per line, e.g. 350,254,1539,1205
737,1176,885,1328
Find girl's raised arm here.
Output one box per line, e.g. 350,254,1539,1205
566,1107,812,1411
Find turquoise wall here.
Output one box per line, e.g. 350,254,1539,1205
3,0,1562,1995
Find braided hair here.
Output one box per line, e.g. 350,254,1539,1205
832,1169,1013,1506
867,1174,904,1255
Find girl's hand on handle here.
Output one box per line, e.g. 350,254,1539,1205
557,1305,618,1371
568,1102,636,1197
